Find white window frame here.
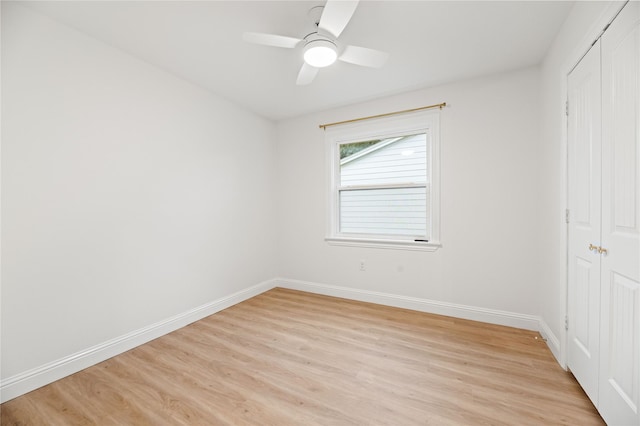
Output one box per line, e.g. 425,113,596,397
325,109,441,251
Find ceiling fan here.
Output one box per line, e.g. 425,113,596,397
243,0,389,85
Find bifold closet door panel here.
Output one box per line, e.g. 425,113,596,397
599,2,640,425
567,39,602,407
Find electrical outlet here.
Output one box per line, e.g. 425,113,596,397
359,260,366,271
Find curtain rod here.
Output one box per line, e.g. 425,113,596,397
319,102,446,130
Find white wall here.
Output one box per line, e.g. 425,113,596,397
537,0,623,364
1,2,277,382
276,67,542,318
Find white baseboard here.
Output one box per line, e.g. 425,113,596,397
277,277,543,331
0,279,277,403
538,318,565,369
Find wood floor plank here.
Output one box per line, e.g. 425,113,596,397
1,288,604,425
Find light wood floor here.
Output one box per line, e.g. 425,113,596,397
1,288,604,425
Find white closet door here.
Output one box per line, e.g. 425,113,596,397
567,40,602,407
599,2,640,424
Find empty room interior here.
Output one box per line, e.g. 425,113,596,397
1,1,639,425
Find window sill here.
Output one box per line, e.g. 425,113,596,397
325,237,441,252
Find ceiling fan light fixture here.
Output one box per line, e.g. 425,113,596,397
303,39,338,68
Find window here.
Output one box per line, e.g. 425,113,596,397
325,109,441,250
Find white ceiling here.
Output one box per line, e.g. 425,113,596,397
23,1,575,121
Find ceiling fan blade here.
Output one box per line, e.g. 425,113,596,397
318,0,359,38
242,32,302,49
339,45,389,68
296,63,319,85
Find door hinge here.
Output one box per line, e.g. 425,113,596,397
565,100,569,116
565,209,570,224
565,315,569,331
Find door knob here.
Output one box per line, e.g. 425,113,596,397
598,246,608,255
589,244,598,252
